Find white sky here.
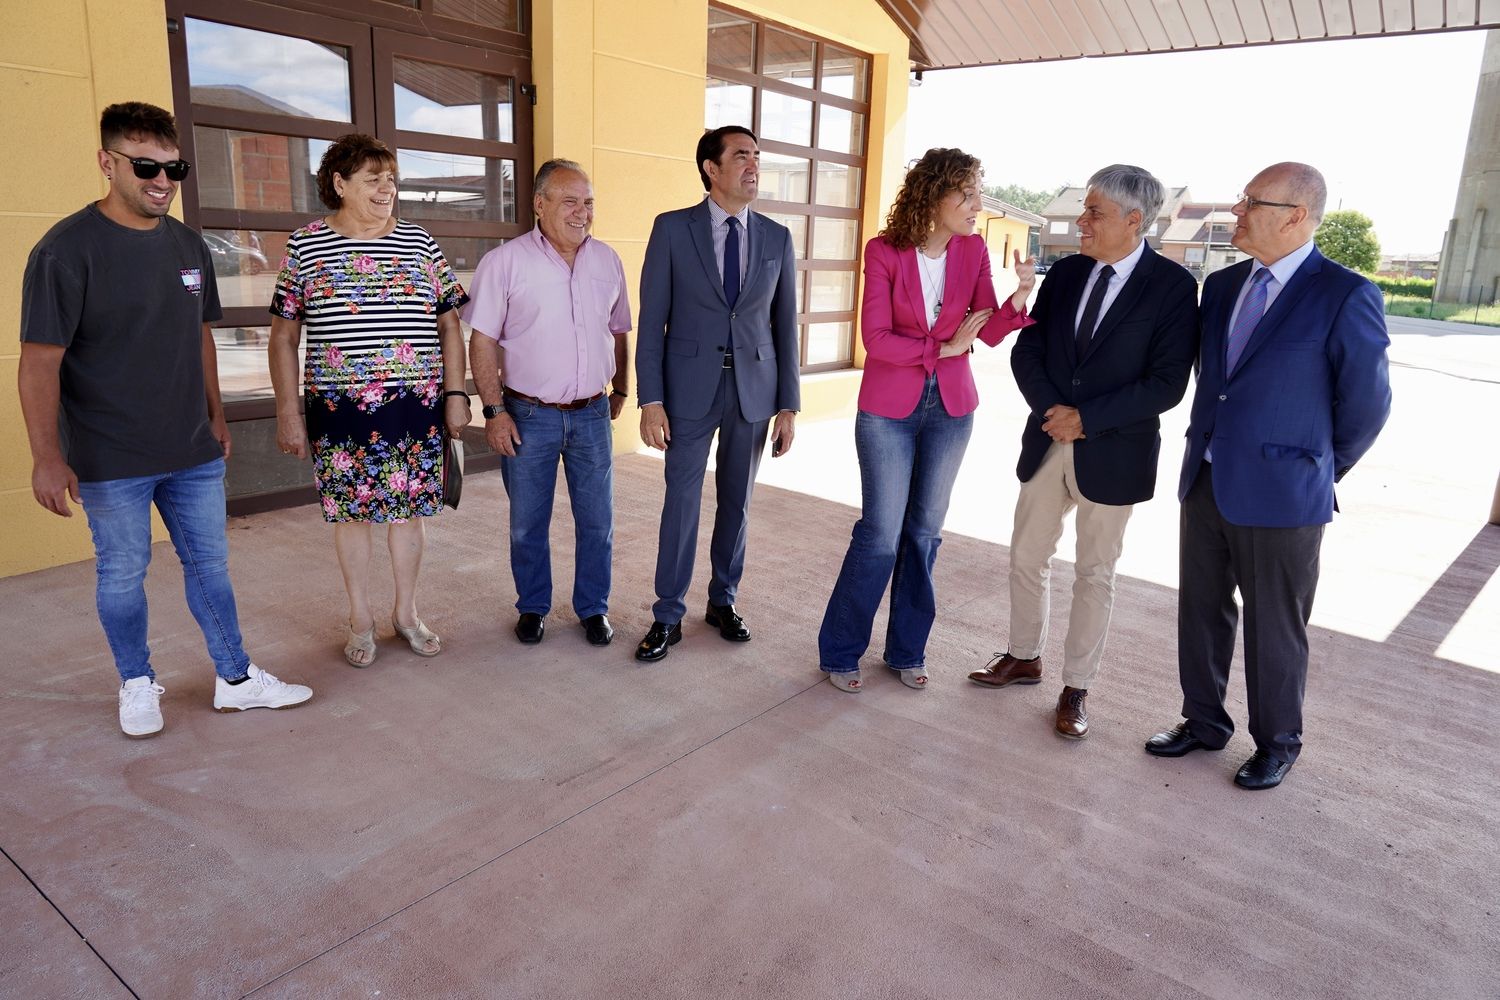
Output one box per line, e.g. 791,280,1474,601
905,29,1491,253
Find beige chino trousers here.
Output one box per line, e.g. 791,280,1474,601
1007,441,1134,689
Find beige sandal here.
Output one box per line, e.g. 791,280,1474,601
393,617,442,657
344,624,377,668
891,665,929,690
826,670,862,693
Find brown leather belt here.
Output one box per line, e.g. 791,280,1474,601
503,387,605,411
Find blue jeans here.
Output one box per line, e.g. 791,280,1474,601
78,457,250,683
818,377,973,672
500,394,614,618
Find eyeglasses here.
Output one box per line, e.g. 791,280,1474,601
106,149,192,182
1236,192,1298,211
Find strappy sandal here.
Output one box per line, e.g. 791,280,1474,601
344,624,377,668
393,617,442,657
827,670,862,693
891,665,929,690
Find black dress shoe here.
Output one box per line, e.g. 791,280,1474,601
705,602,751,642
515,612,545,644
1144,721,1221,757
581,614,614,646
1234,750,1292,790
635,621,681,661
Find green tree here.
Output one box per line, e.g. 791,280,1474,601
1315,210,1381,273
984,183,1060,214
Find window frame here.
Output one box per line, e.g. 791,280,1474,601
165,0,533,420
707,4,871,373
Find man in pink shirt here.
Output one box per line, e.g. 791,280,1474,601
464,159,633,646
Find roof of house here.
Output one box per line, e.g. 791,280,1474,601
979,195,1044,227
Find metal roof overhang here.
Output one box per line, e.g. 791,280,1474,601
875,0,1500,70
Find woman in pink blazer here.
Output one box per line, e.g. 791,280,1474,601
819,148,1035,692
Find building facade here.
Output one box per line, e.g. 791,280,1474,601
1436,28,1500,307
0,0,913,577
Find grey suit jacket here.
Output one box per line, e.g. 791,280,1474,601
635,199,800,423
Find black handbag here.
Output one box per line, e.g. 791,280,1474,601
442,436,464,510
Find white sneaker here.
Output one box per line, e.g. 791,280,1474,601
120,677,165,738
213,663,313,713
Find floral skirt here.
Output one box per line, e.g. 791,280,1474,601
306,388,444,523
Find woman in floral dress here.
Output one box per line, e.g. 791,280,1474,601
268,134,471,667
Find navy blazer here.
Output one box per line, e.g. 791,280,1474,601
1010,244,1199,505
635,200,800,423
1178,247,1391,527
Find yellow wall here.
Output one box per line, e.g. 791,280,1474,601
530,0,911,453
979,212,1036,303
1,0,911,577
0,0,176,577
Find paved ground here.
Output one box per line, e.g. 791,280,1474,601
2,317,1497,999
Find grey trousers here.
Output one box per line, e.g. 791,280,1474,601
1178,464,1323,762
651,367,770,625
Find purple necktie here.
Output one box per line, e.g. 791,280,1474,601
723,216,740,308
1226,268,1272,374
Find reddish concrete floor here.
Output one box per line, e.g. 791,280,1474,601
4,321,1499,999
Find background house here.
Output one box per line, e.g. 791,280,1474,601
1036,184,1188,263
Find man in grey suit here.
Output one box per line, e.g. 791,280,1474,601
634,125,801,662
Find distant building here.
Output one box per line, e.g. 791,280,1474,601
1159,202,1246,280
1037,184,1187,262
978,195,1043,283
1037,184,1252,279
1379,253,1441,280
1435,29,1500,305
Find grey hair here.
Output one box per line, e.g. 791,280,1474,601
1087,164,1165,238
534,158,586,197
1265,161,1327,224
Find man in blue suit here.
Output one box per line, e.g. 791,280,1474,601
634,126,800,661
969,164,1198,741
1146,162,1391,789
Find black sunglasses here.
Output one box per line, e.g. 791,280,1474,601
106,149,192,182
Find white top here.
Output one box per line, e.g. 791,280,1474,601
915,248,948,330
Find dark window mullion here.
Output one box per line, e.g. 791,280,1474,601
707,64,868,113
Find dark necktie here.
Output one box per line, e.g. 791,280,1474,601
1226,268,1273,374
1075,263,1114,356
723,216,740,308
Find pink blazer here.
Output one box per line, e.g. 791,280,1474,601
857,233,1032,418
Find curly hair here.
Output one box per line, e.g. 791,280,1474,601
316,134,398,210
881,148,982,250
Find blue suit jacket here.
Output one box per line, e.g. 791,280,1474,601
1011,244,1199,505
635,200,800,422
1178,248,1391,527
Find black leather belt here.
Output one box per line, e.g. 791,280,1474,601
504,387,605,411
722,352,734,369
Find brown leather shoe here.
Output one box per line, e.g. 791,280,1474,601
968,652,1042,688
1055,686,1088,739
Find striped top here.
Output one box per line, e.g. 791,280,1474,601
270,219,468,401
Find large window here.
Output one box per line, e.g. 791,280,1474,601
706,7,870,372
165,0,531,509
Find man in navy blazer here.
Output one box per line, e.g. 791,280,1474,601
970,164,1198,741
633,126,800,662
1146,162,1391,789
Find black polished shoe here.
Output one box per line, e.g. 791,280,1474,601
581,614,614,646
515,612,545,645
705,602,751,642
635,621,682,662
1234,750,1292,790
1144,721,1221,758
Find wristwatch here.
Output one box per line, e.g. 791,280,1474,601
482,402,505,419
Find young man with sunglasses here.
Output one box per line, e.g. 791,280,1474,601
18,101,312,738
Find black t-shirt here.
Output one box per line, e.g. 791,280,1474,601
21,204,225,482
